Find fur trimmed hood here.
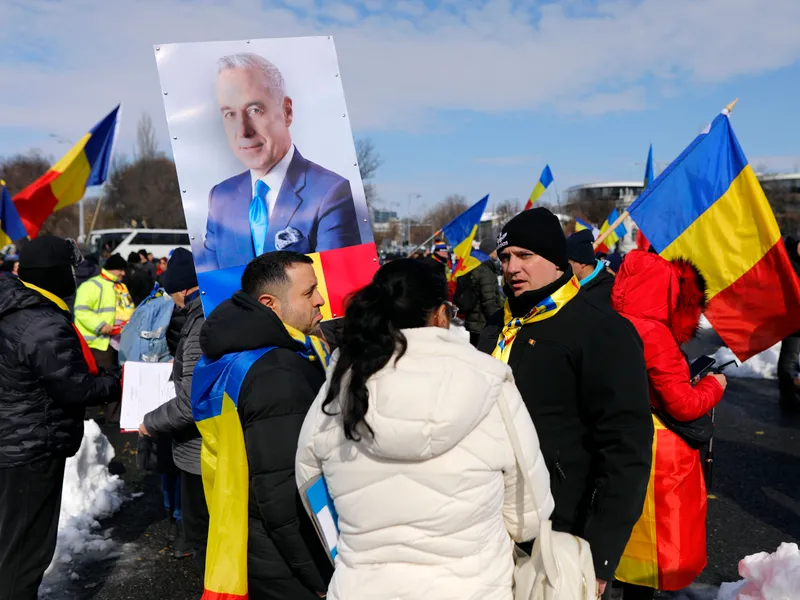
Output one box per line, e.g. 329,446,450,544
611,250,707,344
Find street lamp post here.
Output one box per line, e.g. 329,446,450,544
407,192,421,244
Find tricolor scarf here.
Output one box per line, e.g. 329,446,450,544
191,323,331,600
492,276,581,364
21,280,99,375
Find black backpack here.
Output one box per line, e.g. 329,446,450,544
453,271,479,314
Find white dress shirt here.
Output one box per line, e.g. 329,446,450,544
250,144,295,218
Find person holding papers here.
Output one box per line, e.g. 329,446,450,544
296,259,553,600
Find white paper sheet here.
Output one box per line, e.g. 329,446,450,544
119,362,176,432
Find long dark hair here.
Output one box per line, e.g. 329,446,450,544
322,259,448,441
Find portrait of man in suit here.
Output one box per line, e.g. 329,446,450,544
199,52,363,272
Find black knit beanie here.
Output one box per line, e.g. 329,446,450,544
162,248,198,294
18,236,79,299
496,207,568,270
566,229,596,265
104,253,127,271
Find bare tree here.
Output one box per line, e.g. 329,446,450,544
495,199,522,227
423,194,469,242
356,138,382,208
136,113,159,160
100,155,185,230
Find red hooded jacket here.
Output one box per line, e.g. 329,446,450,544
611,250,725,590
612,251,723,420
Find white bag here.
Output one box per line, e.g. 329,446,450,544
495,393,597,600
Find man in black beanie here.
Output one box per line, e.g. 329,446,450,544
478,208,652,597
0,236,120,599
566,229,615,307
140,248,209,564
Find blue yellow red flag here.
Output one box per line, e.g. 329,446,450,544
13,105,119,238
636,146,655,251
0,181,28,247
524,165,554,210
442,195,489,281
628,105,800,360
596,208,627,253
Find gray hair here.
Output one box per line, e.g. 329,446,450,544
217,53,286,100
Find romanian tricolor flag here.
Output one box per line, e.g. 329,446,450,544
192,330,329,600
14,105,119,237
196,243,380,317
193,346,273,600
574,217,599,239
0,180,28,247
442,195,489,281
629,107,800,360
595,208,627,253
524,165,554,210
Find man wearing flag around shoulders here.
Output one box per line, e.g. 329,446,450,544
478,207,653,597
193,251,332,600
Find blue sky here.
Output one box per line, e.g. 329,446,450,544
1,0,799,218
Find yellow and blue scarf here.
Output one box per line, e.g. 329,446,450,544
191,323,330,600
492,276,581,364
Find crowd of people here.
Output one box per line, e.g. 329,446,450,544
15,204,800,600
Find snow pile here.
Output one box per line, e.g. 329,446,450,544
691,315,782,380
716,543,800,600
712,344,781,380
47,420,124,571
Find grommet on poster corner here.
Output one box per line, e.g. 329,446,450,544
342,114,346,118
163,92,168,96
181,189,186,193
155,46,160,51
173,136,177,140
335,73,339,77
190,236,195,241
201,291,206,295
246,40,250,44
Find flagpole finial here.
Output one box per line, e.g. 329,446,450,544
724,98,739,114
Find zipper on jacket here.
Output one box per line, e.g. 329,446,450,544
554,450,567,481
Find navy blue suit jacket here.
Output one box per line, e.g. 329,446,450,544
199,148,362,272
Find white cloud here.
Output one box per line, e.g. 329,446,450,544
474,154,540,166
393,0,427,17
1,0,800,156
319,3,360,22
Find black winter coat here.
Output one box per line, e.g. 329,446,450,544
144,297,204,475
478,269,653,581
200,292,332,598
0,277,120,467
581,266,615,308
459,259,504,335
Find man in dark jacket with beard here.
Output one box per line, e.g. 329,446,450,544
0,236,120,600
478,208,652,597
455,238,503,346
777,234,800,413
196,251,331,599
140,248,208,563
566,229,616,307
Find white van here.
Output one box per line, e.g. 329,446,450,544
88,229,191,261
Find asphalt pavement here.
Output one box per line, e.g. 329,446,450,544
41,379,799,599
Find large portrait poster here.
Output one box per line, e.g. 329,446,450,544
154,35,377,317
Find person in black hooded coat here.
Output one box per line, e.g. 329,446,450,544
778,234,800,413
198,251,332,600
0,236,120,600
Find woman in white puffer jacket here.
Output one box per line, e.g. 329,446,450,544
296,259,554,600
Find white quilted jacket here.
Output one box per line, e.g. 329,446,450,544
296,327,554,600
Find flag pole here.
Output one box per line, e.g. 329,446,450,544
409,229,442,256
593,98,740,251
87,184,105,238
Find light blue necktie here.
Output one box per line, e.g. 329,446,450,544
249,179,269,256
